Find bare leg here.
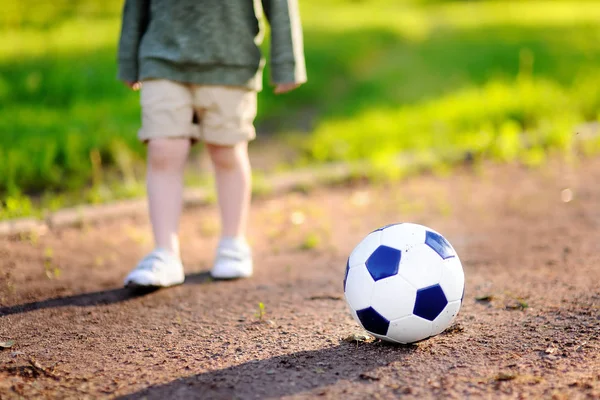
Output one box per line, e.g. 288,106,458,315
206,142,251,239
146,138,191,258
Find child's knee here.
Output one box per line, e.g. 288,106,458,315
206,143,247,170
147,138,190,171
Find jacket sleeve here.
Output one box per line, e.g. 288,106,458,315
117,0,150,82
261,0,307,85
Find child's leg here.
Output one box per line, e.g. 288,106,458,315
124,79,198,288
193,85,257,279
123,137,190,288
147,138,191,257
206,141,253,279
205,142,251,239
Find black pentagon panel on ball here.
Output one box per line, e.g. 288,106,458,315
356,307,390,336
343,258,350,291
365,245,402,281
425,230,455,260
413,284,448,321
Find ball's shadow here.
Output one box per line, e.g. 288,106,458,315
116,341,418,400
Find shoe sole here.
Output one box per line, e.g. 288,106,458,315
210,272,253,280
124,279,184,289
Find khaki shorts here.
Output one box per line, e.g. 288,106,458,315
138,79,257,146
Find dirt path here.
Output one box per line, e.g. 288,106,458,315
1,158,599,399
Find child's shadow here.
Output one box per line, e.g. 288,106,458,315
183,271,213,285
0,271,212,317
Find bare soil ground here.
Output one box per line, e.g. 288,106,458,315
1,157,599,399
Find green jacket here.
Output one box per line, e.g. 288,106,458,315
117,0,307,91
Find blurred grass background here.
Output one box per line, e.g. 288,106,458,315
2,0,600,219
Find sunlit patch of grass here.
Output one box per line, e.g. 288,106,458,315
0,18,120,60
301,1,600,32
0,179,147,221
299,232,321,251
43,246,61,279
0,194,36,220
433,1,600,29
303,75,595,167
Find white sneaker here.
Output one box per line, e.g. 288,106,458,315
124,249,185,288
210,237,253,279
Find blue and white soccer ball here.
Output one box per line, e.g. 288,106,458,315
344,223,465,344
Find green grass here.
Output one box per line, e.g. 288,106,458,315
295,1,600,168
2,0,600,220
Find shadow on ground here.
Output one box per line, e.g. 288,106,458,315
117,343,415,400
0,271,212,317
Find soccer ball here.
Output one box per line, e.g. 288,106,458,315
343,223,465,344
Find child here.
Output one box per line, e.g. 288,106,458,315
117,0,306,287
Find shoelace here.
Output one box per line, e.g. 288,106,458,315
136,253,167,272
217,247,248,261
